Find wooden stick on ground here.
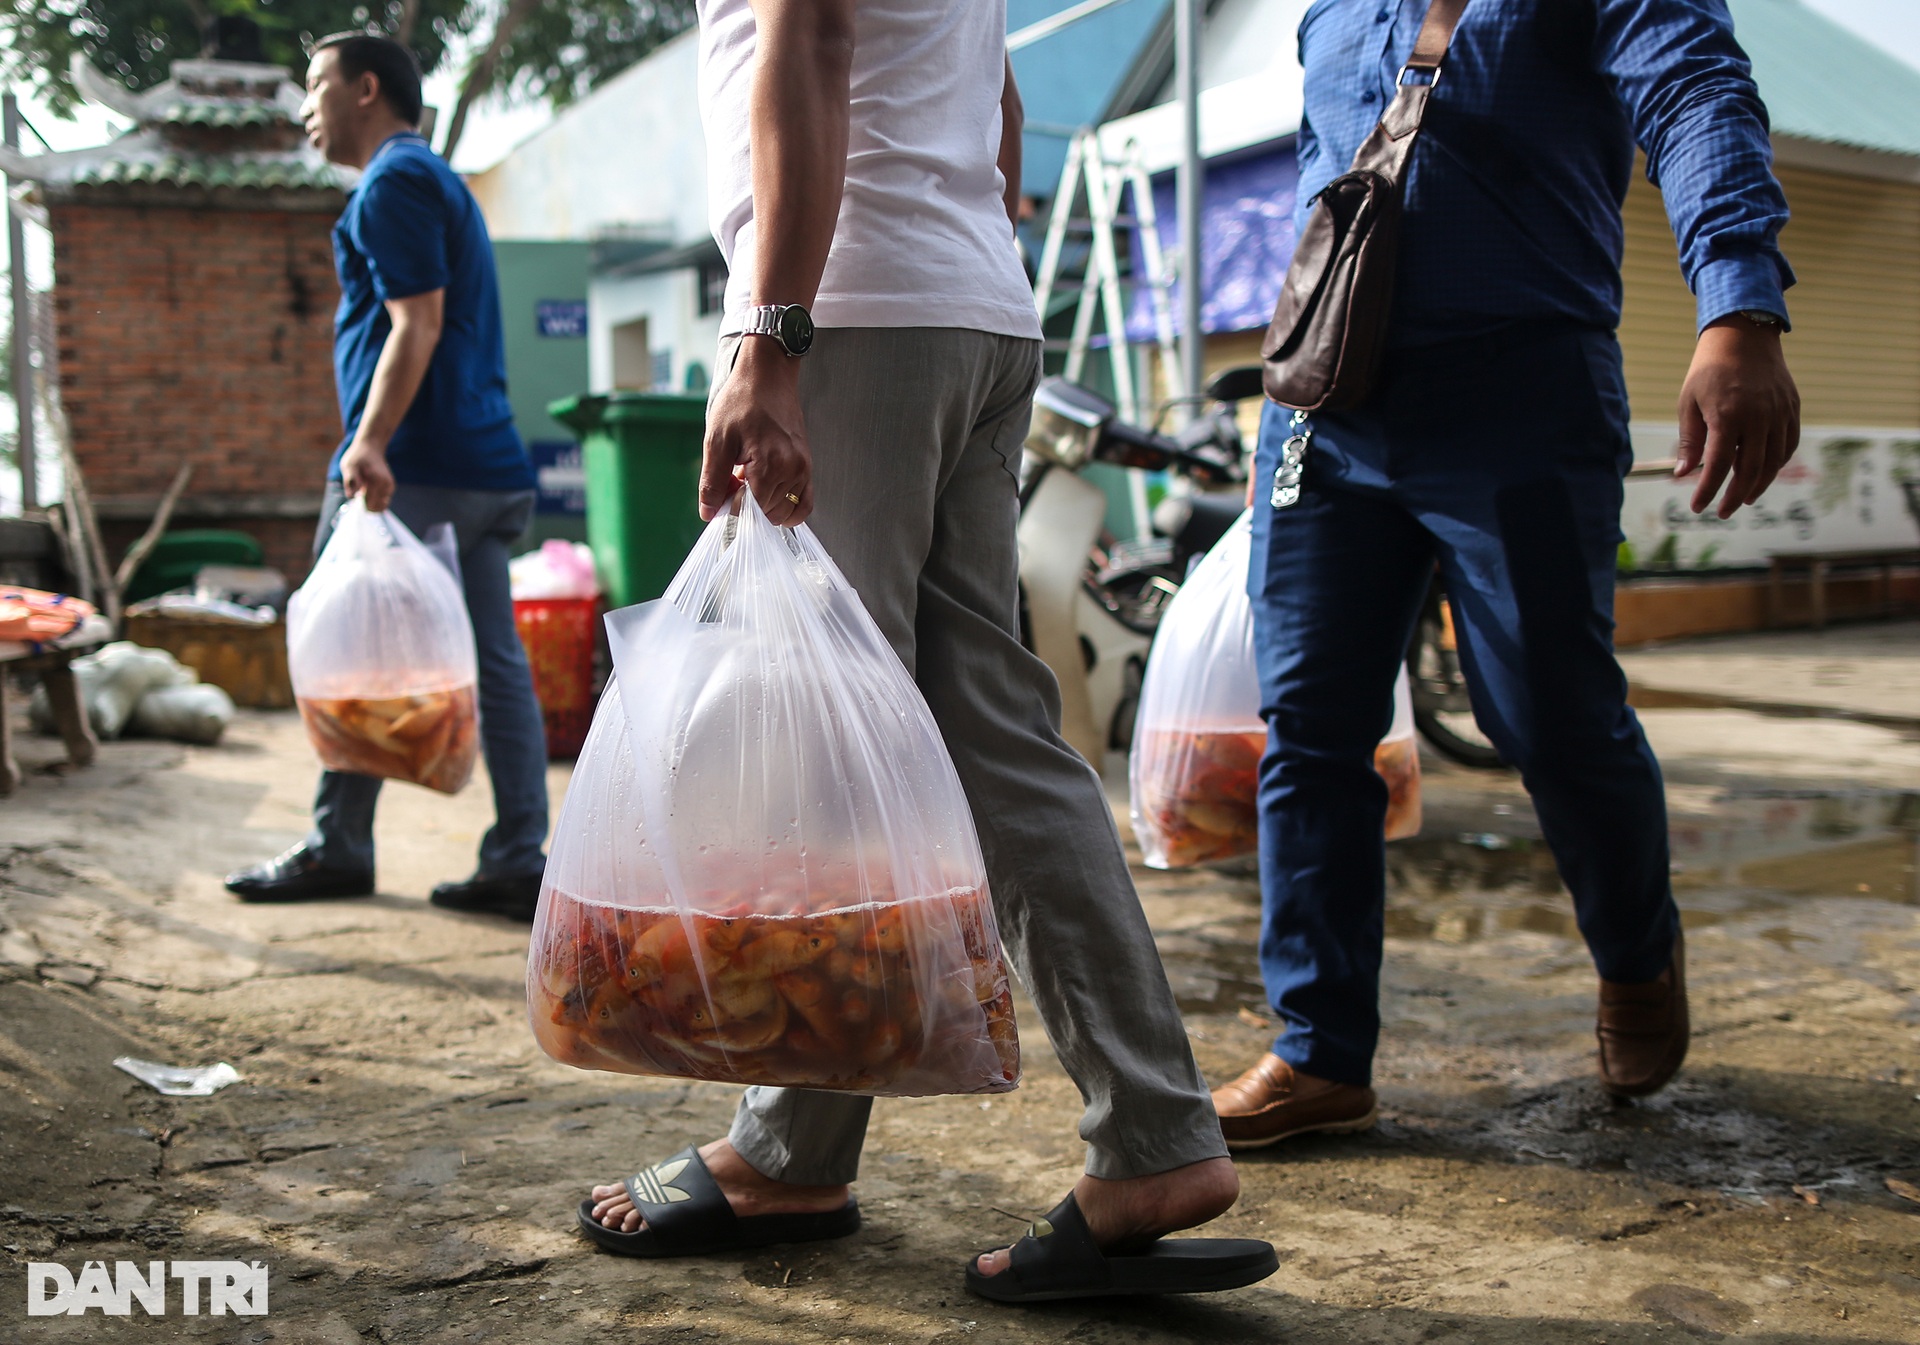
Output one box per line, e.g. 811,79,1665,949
111,459,193,600
40,503,90,603
47,401,117,627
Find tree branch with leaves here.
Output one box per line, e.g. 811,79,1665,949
0,0,695,162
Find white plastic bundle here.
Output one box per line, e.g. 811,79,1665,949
129,683,234,745
285,499,479,793
528,493,1019,1097
29,641,233,744
1129,512,1421,869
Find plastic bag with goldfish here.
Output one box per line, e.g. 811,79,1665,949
286,498,479,794
527,493,1019,1097
1128,512,1421,868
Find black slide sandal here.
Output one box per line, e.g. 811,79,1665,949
576,1146,861,1258
964,1193,1278,1303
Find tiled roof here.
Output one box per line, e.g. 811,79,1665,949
1729,0,1920,158
0,56,343,200
68,149,346,191
156,99,297,129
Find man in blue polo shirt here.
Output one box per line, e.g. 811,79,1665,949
226,33,550,919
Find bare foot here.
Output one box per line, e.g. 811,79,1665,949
972,1155,1240,1278
587,1138,850,1233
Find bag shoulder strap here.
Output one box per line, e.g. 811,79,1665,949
1406,0,1469,80
1349,0,1470,173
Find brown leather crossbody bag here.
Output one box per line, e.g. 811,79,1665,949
1260,0,1468,411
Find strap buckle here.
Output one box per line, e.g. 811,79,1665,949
1396,63,1440,87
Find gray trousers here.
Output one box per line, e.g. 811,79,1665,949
715,329,1226,1184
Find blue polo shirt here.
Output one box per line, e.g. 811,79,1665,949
330,133,533,490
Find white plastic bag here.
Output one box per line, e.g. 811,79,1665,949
1376,667,1423,842
29,641,188,740
528,494,1019,1097
1129,512,1421,868
129,683,235,746
509,540,600,599
286,499,479,793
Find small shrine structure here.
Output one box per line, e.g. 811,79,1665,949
0,37,351,582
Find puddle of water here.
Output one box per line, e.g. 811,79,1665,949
1149,789,1917,1005
1155,927,1270,1015
1668,789,1920,899
1376,789,1918,946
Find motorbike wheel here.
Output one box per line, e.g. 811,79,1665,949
1108,652,1146,753
1407,585,1507,771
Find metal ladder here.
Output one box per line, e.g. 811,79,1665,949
1031,128,1188,534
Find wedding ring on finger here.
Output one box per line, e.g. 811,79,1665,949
785,492,800,505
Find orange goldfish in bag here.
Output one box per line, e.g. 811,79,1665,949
1130,513,1421,868
528,492,1019,1097
296,684,479,794
287,499,480,794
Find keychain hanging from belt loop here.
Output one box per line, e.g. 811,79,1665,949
1272,410,1311,509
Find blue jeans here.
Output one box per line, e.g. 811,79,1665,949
1248,322,1679,1087
306,482,551,879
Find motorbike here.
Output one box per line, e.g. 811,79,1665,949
1022,367,1631,775
1017,371,1252,764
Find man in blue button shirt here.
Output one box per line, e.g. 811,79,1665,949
225,34,551,918
1212,0,1800,1147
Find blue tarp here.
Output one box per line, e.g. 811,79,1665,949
1126,142,1299,340
1009,0,1169,198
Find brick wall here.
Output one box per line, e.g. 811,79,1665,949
51,199,342,584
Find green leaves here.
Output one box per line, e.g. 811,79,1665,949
490,0,693,111
0,0,693,131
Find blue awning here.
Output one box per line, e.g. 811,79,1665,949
1009,0,1169,198
1126,141,1298,340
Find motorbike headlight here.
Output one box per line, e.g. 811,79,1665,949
1025,377,1114,469
1025,402,1098,469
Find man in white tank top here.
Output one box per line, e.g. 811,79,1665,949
577,0,1273,1302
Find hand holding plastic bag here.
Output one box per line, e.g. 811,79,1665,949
528,493,1019,1097
1129,512,1421,869
286,499,479,794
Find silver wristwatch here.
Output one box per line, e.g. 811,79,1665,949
1737,308,1783,328
742,303,816,357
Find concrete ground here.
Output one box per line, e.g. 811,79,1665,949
1618,620,1920,727
1,621,1917,1343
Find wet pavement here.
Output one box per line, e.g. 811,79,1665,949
1,621,1917,1342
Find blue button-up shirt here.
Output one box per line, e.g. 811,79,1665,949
1296,0,1794,349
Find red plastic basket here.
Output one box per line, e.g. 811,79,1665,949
512,596,598,759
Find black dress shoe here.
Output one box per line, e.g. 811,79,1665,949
225,844,374,903
429,871,545,922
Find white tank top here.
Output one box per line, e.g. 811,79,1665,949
697,0,1042,339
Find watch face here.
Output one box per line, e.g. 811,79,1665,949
779,305,815,356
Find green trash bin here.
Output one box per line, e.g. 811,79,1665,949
548,392,708,609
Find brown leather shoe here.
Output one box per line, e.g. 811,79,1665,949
1210,1053,1377,1150
1597,930,1689,1098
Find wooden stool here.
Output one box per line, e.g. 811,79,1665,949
2,515,104,794
0,646,100,795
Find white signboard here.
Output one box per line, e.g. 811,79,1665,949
1623,425,1920,570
